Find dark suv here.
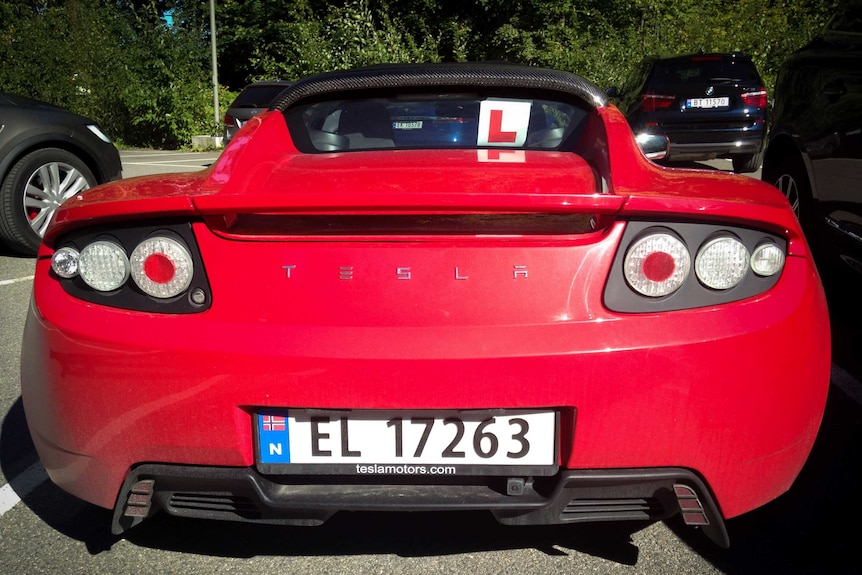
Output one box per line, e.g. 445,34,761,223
609,53,768,173
761,0,862,276
224,80,292,143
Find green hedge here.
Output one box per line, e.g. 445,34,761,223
0,0,838,149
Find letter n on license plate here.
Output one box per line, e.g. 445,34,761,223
255,409,558,476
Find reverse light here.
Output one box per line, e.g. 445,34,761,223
624,233,691,297
695,236,749,290
130,237,194,298
51,246,80,278
78,240,130,291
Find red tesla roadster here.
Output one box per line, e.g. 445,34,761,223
21,64,831,548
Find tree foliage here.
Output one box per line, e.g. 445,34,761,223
0,0,840,149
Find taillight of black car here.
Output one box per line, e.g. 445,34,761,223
641,91,676,113
740,88,768,113
605,221,786,313
49,221,211,313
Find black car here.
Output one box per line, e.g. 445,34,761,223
224,80,292,143
608,53,768,173
762,0,862,276
0,92,122,256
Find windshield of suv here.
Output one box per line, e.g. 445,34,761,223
825,0,862,34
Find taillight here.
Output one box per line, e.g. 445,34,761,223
77,240,130,291
642,92,675,113
50,223,210,313
606,222,788,313
741,89,768,110
694,236,749,290
750,242,785,277
624,233,691,297
224,112,237,128
130,237,194,298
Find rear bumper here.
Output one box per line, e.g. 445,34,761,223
666,139,763,160
113,464,729,546
636,124,765,161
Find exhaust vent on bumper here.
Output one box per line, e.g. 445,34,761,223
167,493,261,518
560,497,668,522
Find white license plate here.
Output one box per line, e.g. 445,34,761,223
256,409,557,475
686,97,729,109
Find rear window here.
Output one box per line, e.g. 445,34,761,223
825,1,862,34
653,58,761,85
287,95,588,152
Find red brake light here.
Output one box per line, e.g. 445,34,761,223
624,233,691,297
642,92,675,113
130,237,194,298
741,89,768,110
224,112,237,128
143,253,176,284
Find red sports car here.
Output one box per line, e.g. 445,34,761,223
21,64,830,548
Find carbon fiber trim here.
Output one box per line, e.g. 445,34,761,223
269,63,608,111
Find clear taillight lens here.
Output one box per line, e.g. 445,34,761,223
51,246,80,278
624,233,691,297
695,236,750,290
78,240,130,291
751,242,785,277
130,237,194,298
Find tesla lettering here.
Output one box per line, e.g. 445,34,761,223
280,264,529,281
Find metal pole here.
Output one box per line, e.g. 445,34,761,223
209,0,220,138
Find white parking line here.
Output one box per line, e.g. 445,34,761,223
122,162,212,168
121,152,219,158
0,275,34,286
0,461,46,517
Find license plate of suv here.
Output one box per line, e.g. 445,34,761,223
686,97,729,109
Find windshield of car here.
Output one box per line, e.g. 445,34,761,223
654,57,760,85
288,95,587,152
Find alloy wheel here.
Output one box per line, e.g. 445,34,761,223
23,161,91,237
773,173,800,219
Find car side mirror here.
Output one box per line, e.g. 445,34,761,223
605,86,619,98
635,133,669,160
